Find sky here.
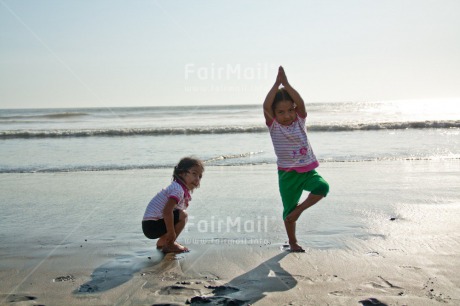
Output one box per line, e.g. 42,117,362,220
1,0,460,109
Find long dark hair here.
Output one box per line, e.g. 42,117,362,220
173,157,204,183
272,88,294,113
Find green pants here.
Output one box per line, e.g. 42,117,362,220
278,169,329,220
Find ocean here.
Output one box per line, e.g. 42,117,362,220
1,100,459,173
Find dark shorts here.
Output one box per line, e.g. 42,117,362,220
142,209,180,239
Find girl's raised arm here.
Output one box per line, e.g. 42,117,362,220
263,67,282,124
279,67,307,118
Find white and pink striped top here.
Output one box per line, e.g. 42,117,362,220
268,114,319,172
143,180,191,221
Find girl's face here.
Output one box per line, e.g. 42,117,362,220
274,100,297,126
180,165,203,191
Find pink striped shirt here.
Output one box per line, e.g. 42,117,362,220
143,181,191,221
268,114,319,172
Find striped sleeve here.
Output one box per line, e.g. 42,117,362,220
142,182,185,221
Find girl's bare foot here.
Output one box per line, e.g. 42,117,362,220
289,243,305,253
162,242,189,254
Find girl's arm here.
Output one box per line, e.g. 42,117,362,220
162,198,177,243
263,67,282,124
279,67,307,118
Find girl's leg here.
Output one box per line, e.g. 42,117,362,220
285,193,324,223
286,171,329,222
284,193,323,252
157,210,187,248
284,219,304,252
162,210,189,253
283,171,329,251
278,170,305,251
174,209,188,238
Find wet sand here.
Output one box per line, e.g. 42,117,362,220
0,160,459,305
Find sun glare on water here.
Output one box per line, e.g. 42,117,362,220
374,98,460,122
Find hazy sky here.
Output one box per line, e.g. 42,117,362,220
1,0,460,109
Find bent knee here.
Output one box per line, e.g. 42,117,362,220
312,180,329,197
179,209,188,220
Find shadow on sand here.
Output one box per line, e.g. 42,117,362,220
189,251,296,305
74,249,296,306
74,250,164,294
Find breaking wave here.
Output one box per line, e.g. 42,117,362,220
1,120,459,139
0,112,89,120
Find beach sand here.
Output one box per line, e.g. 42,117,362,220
0,160,459,305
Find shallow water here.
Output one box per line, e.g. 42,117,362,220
1,160,459,259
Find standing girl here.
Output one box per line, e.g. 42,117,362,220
142,157,204,253
263,66,329,252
